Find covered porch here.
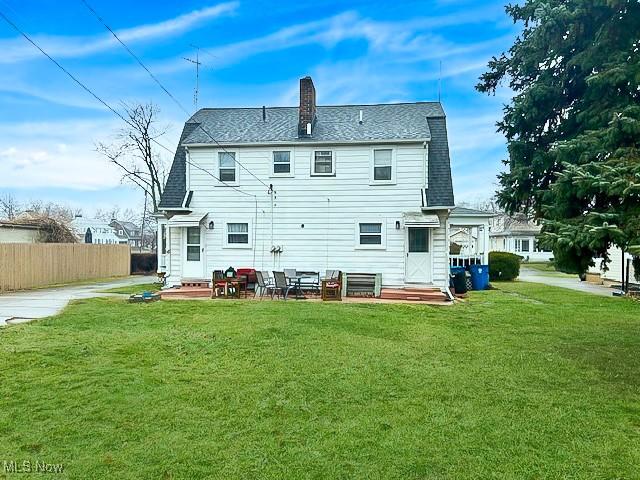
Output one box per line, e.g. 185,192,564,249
447,207,494,268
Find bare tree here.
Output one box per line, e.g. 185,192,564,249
24,200,80,224
0,193,21,220
96,103,168,212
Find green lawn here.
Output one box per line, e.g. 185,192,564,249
99,282,161,295
1,283,639,479
521,261,557,272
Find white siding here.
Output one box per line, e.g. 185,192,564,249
591,247,638,284
167,143,449,287
167,227,182,283
432,213,448,286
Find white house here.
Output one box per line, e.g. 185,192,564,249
157,76,460,289
70,216,121,245
489,213,553,262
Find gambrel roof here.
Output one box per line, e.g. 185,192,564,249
159,102,454,209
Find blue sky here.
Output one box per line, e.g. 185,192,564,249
0,0,516,215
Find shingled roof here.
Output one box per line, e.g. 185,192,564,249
159,100,454,208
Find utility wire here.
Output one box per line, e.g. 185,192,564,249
79,0,274,193
0,9,256,199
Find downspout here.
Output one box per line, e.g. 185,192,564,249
185,147,190,191
422,141,429,201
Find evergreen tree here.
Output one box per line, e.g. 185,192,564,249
477,0,640,276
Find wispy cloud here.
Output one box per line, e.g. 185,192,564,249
0,2,238,64
150,4,507,74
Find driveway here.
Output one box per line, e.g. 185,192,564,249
519,267,619,297
0,276,155,327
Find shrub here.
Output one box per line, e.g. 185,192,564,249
489,251,521,281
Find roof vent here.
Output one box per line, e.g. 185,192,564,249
262,105,266,122
306,122,312,135
359,110,363,124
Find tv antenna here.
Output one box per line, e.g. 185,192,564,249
438,60,442,102
183,46,202,110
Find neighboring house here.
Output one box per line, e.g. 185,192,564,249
589,247,638,285
0,215,77,243
70,216,121,244
110,220,142,248
0,221,42,243
157,76,465,288
489,213,553,262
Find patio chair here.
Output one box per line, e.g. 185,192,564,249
272,271,295,300
254,271,273,299
211,270,226,298
324,269,338,281
261,271,274,287
322,271,342,301
284,268,297,284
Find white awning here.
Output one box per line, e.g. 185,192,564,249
167,211,207,228
403,212,440,227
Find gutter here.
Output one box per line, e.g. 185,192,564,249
182,138,431,148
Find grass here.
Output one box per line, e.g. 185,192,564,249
99,282,161,295
1,282,639,479
521,261,557,272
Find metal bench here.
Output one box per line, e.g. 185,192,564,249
342,273,381,297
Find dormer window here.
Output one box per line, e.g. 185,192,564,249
312,151,335,176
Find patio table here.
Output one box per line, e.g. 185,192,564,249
287,276,306,300
215,277,246,299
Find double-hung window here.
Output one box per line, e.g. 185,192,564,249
218,152,238,183
312,151,334,176
356,221,385,249
371,148,395,184
225,222,251,248
272,151,292,176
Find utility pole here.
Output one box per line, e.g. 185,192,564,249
183,46,202,111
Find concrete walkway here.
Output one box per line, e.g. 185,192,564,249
0,276,155,327
519,267,619,297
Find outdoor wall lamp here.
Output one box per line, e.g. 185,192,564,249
395,220,401,230
208,221,214,230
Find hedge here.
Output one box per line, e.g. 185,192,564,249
489,251,521,281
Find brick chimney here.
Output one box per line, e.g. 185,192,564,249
298,76,316,137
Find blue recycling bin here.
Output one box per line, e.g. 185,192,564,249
469,264,490,290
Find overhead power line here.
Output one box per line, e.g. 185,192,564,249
0,8,256,199
79,0,274,193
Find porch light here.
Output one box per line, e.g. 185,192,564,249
395,220,401,230
208,221,215,230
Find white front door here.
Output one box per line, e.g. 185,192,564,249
182,226,204,278
405,227,432,283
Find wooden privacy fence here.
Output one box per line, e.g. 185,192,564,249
0,243,131,292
